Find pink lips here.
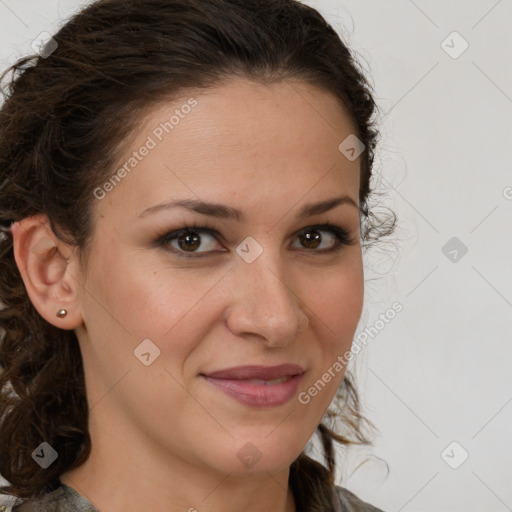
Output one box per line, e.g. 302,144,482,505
201,364,305,408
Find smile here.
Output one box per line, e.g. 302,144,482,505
201,373,304,408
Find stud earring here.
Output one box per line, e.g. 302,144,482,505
56,309,68,318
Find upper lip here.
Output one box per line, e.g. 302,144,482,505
202,364,305,380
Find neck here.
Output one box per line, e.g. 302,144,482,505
60,416,296,512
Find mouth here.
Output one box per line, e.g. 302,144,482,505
200,364,305,408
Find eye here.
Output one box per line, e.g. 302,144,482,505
291,224,354,253
155,222,355,258
157,225,224,257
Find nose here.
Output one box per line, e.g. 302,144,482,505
224,249,310,347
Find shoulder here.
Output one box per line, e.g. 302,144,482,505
333,485,386,512
2,484,385,512
0,484,98,511
0,489,65,511
0,493,24,512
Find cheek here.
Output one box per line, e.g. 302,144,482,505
300,256,363,407
305,260,364,340
84,252,225,366
298,268,363,424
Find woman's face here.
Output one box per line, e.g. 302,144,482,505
72,77,363,476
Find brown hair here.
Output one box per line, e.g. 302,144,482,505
0,0,396,508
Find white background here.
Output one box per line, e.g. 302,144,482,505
1,1,511,511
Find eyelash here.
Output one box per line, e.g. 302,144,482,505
154,222,356,259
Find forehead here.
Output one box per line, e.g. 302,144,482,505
93,77,361,222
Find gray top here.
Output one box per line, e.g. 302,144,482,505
0,483,385,511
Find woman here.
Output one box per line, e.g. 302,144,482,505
0,0,395,510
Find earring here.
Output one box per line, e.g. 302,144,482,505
56,309,68,318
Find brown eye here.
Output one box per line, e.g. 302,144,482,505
160,227,224,257
292,225,351,253
156,223,353,259
176,231,201,252
299,230,322,249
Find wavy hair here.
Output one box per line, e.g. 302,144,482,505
0,0,396,508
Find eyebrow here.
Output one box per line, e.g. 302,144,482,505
138,195,358,221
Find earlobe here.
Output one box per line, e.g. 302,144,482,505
11,214,83,330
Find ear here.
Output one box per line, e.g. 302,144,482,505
11,214,83,330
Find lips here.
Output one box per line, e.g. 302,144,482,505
200,364,305,408
202,364,305,381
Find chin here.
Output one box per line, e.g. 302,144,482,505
207,434,304,476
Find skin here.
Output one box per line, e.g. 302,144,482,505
12,77,363,512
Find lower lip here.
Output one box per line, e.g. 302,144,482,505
201,374,304,408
